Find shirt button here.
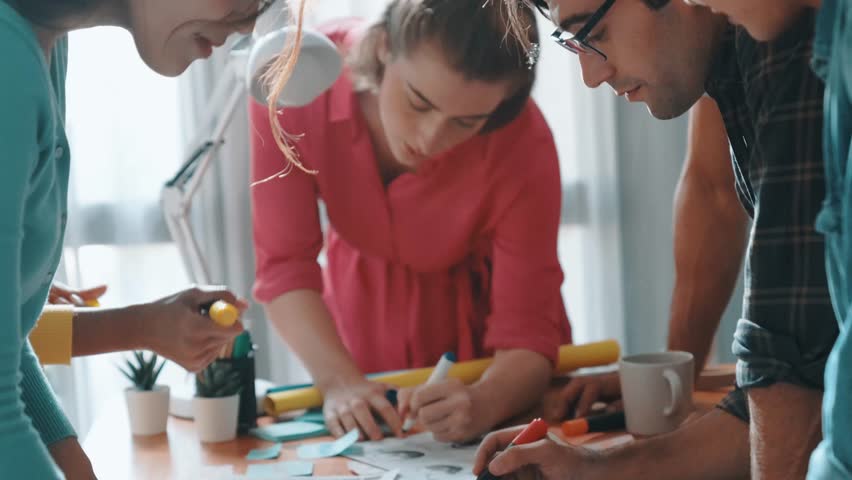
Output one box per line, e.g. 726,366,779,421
55,146,64,159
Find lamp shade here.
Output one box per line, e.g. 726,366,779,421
247,27,342,108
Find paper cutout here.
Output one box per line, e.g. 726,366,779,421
246,443,282,461
250,421,329,442
346,432,478,479
297,428,360,459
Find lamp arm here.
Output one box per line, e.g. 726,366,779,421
161,71,246,284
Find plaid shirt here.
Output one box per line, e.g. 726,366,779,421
705,12,838,422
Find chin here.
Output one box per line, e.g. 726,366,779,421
152,58,193,77
134,44,192,77
645,92,698,121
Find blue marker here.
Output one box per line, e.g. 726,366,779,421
402,352,456,432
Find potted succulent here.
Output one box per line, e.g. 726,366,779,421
193,361,242,443
119,351,169,436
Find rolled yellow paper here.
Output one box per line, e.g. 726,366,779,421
264,339,620,416
209,300,239,327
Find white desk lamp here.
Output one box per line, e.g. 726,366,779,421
160,1,341,417
161,0,342,285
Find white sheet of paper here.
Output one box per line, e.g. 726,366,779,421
345,432,477,480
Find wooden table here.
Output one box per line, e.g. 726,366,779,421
83,389,729,479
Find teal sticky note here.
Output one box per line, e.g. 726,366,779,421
246,443,282,461
246,461,314,477
297,428,360,459
293,409,326,424
250,421,329,443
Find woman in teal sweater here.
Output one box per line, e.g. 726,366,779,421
0,0,266,477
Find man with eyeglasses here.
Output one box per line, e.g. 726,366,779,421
474,1,836,479
675,1,851,479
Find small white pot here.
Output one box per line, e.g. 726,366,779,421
193,394,240,443
124,385,170,436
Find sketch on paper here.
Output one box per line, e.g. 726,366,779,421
346,432,478,480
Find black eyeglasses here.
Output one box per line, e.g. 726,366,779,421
545,0,617,61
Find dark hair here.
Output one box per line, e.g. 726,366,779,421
349,0,539,134
5,0,95,28
525,0,671,21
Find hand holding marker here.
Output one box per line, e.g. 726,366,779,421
200,299,241,358
402,352,456,432
202,299,240,327
476,418,550,480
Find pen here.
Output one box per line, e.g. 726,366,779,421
402,352,456,432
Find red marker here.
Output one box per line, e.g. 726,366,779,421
476,418,549,480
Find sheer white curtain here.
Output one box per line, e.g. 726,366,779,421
53,26,191,437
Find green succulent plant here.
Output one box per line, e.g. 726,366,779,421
119,351,166,391
195,361,242,398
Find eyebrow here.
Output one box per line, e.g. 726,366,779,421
407,82,493,120
559,12,593,32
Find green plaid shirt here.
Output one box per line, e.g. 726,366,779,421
705,12,838,421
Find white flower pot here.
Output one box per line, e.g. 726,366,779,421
124,385,170,436
193,394,240,443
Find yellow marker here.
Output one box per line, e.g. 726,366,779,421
84,299,100,307
208,300,239,327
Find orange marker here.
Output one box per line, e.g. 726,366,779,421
477,418,549,480
561,411,625,437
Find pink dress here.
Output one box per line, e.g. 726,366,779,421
250,19,571,374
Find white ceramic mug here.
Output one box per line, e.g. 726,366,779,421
619,351,694,436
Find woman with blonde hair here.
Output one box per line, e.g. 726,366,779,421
251,0,571,444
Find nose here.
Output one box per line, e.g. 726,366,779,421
578,52,615,89
415,115,446,157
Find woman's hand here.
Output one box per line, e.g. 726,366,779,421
398,378,485,443
49,281,107,306
322,377,403,441
132,286,246,372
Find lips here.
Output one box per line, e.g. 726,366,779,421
193,33,227,59
405,143,425,160
616,86,640,97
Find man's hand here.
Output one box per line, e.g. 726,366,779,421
474,426,602,480
542,372,622,421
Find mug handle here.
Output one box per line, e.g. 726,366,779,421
662,368,683,417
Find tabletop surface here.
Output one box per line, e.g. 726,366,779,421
83,387,730,479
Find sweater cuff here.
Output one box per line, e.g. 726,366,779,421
29,306,73,366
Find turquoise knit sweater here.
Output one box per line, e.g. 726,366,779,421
0,1,77,478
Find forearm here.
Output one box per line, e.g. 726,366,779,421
471,349,551,430
71,307,146,357
589,408,749,480
668,97,749,373
48,437,95,480
748,383,822,480
668,189,747,371
264,289,362,389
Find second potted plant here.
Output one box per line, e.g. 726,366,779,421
119,351,169,436
193,361,242,443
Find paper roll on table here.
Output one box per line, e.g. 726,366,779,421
263,339,620,416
